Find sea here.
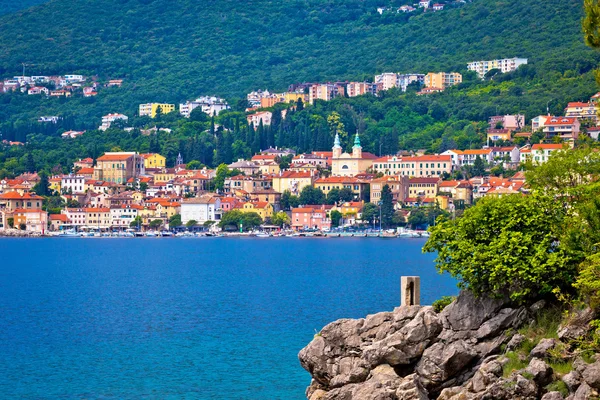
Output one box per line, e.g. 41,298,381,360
0,237,457,399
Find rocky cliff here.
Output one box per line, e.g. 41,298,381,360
299,291,600,400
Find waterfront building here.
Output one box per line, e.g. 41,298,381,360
181,193,221,225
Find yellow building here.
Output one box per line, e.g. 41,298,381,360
153,168,176,183
93,152,145,184
258,162,280,175
142,153,166,169
139,103,176,118
284,92,306,104
242,201,273,220
272,171,314,196
424,72,462,89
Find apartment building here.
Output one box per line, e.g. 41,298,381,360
139,103,176,118
467,58,528,79
424,72,462,89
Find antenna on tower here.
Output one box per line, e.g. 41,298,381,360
21,62,34,77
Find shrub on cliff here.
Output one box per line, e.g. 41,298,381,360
423,193,576,303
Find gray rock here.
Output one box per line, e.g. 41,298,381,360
441,291,508,332
541,392,564,400
395,373,428,400
530,300,547,313
572,382,592,400
416,340,477,389
558,307,595,342
581,360,600,390
530,338,557,359
526,357,553,386
506,333,526,351
474,307,526,340
562,370,581,393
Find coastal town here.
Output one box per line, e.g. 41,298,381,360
2,55,594,237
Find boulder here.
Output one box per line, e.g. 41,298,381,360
525,357,554,386
541,392,564,400
530,338,557,359
395,374,428,400
416,340,477,389
506,333,526,351
581,360,600,390
558,307,595,342
441,291,508,332
562,370,581,393
572,382,592,400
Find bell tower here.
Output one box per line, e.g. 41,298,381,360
352,133,362,159
332,133,342,159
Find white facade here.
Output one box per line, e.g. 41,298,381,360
179,97,229,118
100,113,128,131
110,206,139,227
374,73,399,91
467,58,528,79
181,197,221,225
64,74,85,83
61,175,86,194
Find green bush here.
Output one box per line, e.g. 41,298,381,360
432,296,456,313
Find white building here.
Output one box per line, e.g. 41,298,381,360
374,73,399,91
61,175,86,194
64,74,85,83
99,113,128,131
181,194,221,225
110,205,141,228
179,96,229,118
467,58,528,79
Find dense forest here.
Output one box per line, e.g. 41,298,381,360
0,0,597,177
0,0,46,16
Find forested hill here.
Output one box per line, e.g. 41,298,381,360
0,0,593,99
0,0,47,16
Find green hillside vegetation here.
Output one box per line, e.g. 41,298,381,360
0,0,598,176
0,0,47,16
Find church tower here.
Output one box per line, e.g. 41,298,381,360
332,133,342,159
352,133,362,159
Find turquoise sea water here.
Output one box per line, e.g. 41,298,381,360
0,238,457,399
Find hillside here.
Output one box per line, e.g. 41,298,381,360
0,0,593,101
0,0,47,16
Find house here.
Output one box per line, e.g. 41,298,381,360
489,114,526,131
408,177,441,198
107,79,123,87
11,209,48,233
542,117,581,141
139,103,175,118
181,193,221,225
291,205,332,231
331,133,377,177
564,102,598,122
61,175,87,194
93,152,145,184
225,175,271,195
261,147,296,157
424,72,462,89
432,3,444,11
141,153,166,169
530,143,566,164
438,180,473,205
110,205,144,228
467,58,528,79
27,86,49,95
369,176,410,204
0,192,45,231
258,162,280,175
398,155,452,177
417,87,444,95
490,146,520,165
461,149,493,165
83,87,97,97
418,0,431,8
372,155,404,176
292,154,328,168
99,113,128,131
228,160,260,175
249,188,282,209
247,111,273,127
61,130,85,139
272,171,315,196
179,96,229,117
242,201,273,221
49,213,71,231
314,176,368,200
252,154,278,164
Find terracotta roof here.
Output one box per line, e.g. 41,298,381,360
545,117,577,126
50,214,70,222
97,154,134,161
0,192,43,200
531,144,565,150
276,171,312,179
13,208,45,213
402,155,452,162
409,177,440,184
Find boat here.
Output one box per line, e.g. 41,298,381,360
255,233,270,238
160,231,174,237
145,231,158,237
58,229,79,237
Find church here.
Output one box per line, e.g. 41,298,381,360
331,133,377,176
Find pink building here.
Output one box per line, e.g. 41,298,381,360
291,205,332,231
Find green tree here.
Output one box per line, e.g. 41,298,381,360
326,188,340,205
186,160,202,170
361,202,379,224
219,210,262,231
271,211,290,227
330,210,343,227
423,194,574,303
299,186,325,205
130,216,142,228
407,209,427,229
380,184,394,227
149,219,163,229
169,214,182,227
186,219,197,228
472,155,486,177
7,217,14,228
339,187,354,202
33,171,49,196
